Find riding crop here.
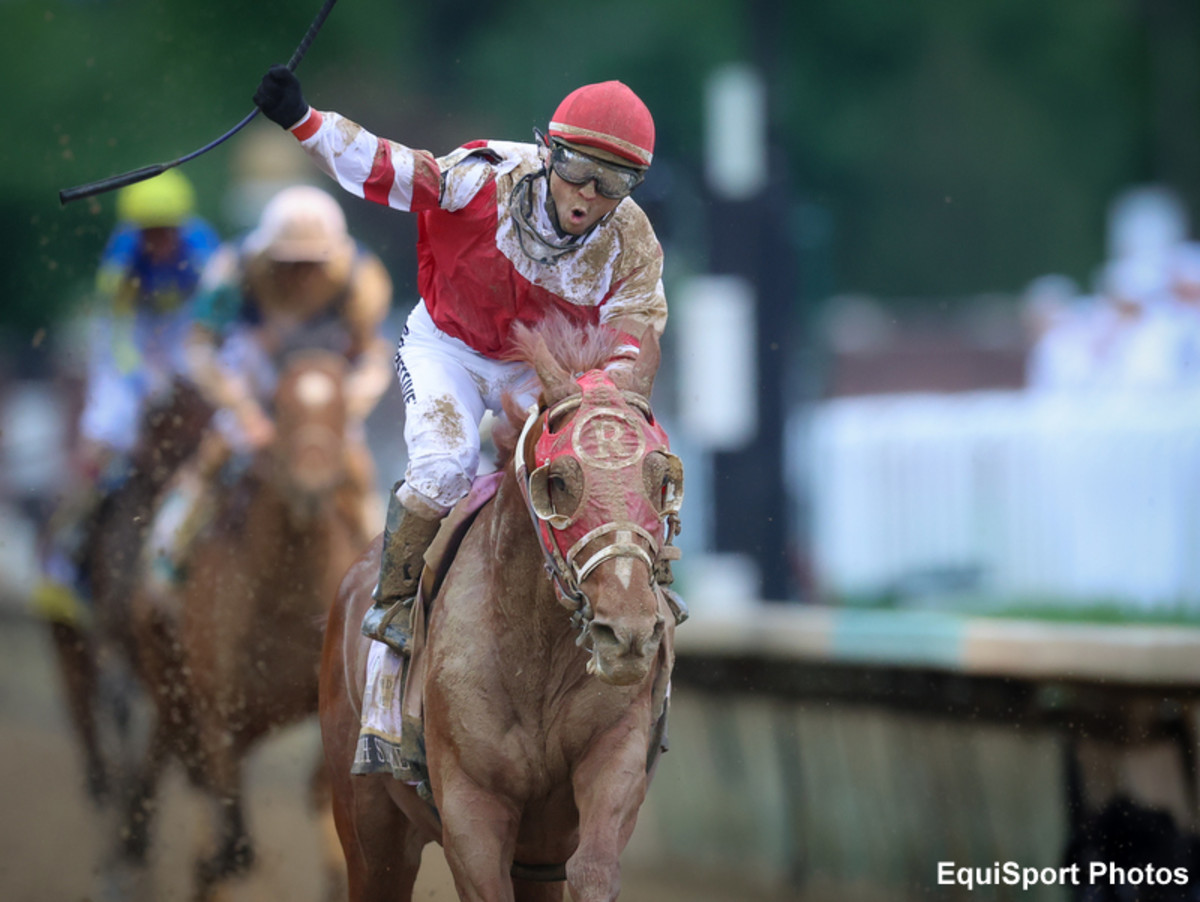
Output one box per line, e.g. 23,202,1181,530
58,0,339,206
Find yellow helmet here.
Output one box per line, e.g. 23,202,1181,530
116,170,195,228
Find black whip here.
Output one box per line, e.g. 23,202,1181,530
58,0,338,205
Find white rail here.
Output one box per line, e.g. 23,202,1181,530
802,389,1200,609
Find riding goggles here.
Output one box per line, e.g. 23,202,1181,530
548,140,645,200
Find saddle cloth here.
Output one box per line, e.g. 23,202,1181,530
351,472,504,780
351,640,418,780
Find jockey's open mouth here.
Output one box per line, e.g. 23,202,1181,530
566,203,591,228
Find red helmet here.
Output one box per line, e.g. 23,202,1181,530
547,81,654,169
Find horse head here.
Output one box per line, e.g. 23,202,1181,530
516,324,683,686
264,350,349,522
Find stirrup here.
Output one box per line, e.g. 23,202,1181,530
361,595,415,655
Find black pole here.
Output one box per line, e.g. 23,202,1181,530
704,0,797,602
706,185,795,601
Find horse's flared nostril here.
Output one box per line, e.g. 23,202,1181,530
590,617,663,660
590,622,621,652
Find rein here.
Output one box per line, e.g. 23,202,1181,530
513,383,681,648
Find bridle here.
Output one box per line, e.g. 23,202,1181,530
514,372,682,648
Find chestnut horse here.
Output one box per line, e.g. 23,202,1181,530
120,349,370,900
48,379,212,803
320,320,683,901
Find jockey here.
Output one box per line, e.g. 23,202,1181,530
33,170,220,621
253,67,671,654
149,184,394,578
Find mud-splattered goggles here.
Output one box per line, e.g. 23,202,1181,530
548,140,645,200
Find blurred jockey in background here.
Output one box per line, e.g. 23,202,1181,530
253,67,680,654
145,184,393,583
32,170,221,622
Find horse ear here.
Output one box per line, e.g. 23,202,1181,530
625,326,660,400
532,333,577,406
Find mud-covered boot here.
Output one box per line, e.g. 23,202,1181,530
361,487,443,654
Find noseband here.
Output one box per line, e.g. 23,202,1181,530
514,371,682,647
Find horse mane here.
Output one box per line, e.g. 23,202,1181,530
507,311,621,376
492,313,621,467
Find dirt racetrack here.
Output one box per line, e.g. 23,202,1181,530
0,607,775,902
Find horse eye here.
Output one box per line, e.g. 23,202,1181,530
547,458,583,517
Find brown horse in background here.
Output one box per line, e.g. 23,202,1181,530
48,379,212,803
120,349,370,901
320,321,682,901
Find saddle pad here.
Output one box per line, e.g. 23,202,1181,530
350,642,420,781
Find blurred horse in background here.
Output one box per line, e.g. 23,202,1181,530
320,319,683,901
119,349,370,901
48,379,212,804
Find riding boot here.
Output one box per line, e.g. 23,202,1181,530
31,471,109,626
361,487,444,654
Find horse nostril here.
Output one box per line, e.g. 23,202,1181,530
590,623,620,650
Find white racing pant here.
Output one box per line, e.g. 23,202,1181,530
80,366,154,453
395,301,539,514
79,313,189,453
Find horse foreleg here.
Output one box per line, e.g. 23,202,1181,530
48,621,109,803
119,709,173,865
192,787,253,902
190,727,254,902
565,738,650,902
308,751,349,902
511,877,566,902
322,699,426,901
437,774,521,902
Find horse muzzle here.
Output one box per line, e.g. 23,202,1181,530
285,424,345,495
585,607,666,686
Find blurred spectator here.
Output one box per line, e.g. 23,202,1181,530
1106,185,1188,264
32,170,221,621
1021,274,1095,392
1025,186,1200,394
1168,242,1200,386
1087,255,1178,391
